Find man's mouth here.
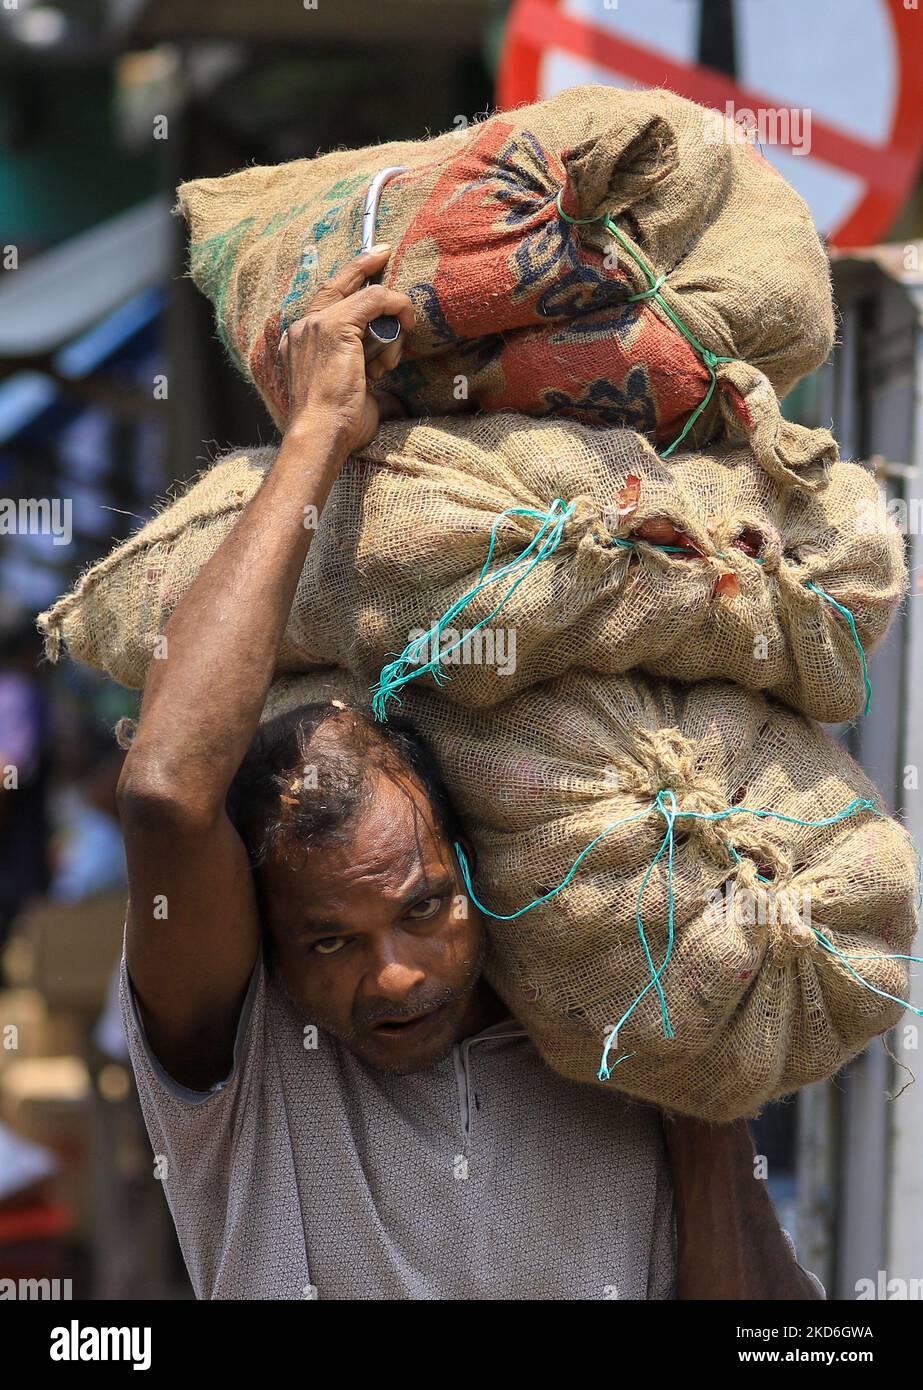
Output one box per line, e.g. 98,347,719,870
368,1003,447,1041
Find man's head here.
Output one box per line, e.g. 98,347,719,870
227,701,486,1073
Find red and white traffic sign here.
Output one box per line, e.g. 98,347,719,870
498,0,923,247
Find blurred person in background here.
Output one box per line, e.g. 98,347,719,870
48,743,129,1062
49,746,126,906
0,622,51,968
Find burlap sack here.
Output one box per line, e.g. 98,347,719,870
259,669,918,1122
38,416,905,725
177,84,836,489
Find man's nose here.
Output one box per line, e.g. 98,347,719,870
368,947,426,1001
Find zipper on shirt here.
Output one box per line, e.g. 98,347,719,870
452,1020,528,1161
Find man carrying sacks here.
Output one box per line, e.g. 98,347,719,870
42,85,920,1299
114,248,823,1301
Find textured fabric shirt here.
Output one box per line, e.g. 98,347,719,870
120,948,676,1301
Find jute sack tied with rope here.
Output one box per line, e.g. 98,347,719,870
178,84,836,489
39,416,905,725
259,668,918,1122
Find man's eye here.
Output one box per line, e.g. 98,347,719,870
312,937,346,955
406,896,443,921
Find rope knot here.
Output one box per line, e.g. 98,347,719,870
618,728,724,815
627,273,668,303
727,832,793,888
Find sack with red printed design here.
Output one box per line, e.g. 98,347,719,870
177,84,836,490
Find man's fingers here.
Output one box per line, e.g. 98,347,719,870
371,339,403,377
348,284,416,335
281,280,415,362
306,245,393,311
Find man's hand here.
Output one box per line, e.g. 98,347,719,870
279,244,415,455
664,1114,824,1300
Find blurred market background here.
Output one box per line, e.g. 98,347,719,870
1,0,922,1301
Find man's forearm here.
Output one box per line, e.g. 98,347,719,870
665,1117,823,1300
124,420,348,815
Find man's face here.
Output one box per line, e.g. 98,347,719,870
260,767,486,1073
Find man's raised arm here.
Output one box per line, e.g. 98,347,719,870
117,246,413,1090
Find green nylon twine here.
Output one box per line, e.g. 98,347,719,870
453,791,923,1082
805,581,873,715
371,498,575,721
554,188,735,457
